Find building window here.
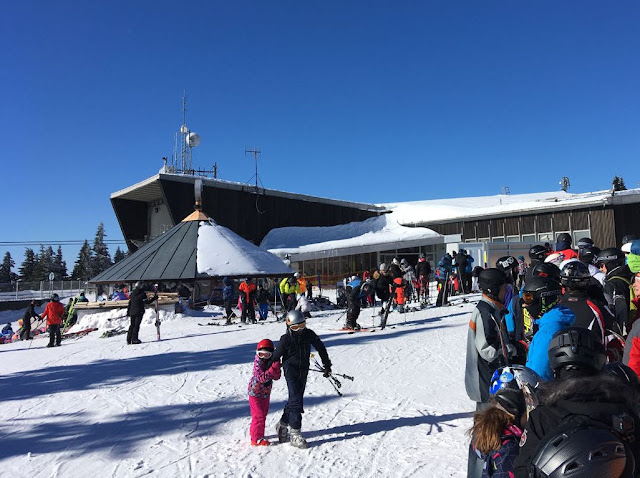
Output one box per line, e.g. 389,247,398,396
572,229,591,244
522,234,536,244
492,237,505,243
478,237,490,243
507,235,520,242
538,232,553,242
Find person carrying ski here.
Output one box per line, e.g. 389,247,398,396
126,282,157,345
248,338,282,446
345,277,373,329
269,310,331,449
415,254,432,303
373,263,391,313
20,300,40,340
41,293,65,347
239,278,257,324
435,253,453,306
222,277,235,324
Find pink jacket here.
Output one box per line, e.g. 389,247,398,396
248,356,281,399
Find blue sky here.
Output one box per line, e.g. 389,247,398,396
1,1,639,268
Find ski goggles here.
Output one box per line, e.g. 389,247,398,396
289,322,306,331
257,350,273,359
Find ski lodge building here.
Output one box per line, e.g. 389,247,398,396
111,173,640,285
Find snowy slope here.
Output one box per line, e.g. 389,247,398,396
0,295,478,478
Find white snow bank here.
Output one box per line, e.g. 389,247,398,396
197,220,293,277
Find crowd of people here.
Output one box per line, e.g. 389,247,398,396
465,233,640,477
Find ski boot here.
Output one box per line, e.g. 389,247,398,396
276,420,289,443
251,438,270,446
288,427,308,449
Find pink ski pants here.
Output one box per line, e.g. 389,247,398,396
249,395,271,442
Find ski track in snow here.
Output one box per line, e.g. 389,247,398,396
0,295,480,477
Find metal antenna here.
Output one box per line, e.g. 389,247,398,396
245,148,261,190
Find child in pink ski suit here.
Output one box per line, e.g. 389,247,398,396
248,339,282,446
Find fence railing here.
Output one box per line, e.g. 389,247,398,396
0,281,94,301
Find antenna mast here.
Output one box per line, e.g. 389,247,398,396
245,148,261,190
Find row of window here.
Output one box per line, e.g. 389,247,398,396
465,229,591,246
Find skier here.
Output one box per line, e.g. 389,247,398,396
279,276,299,312
597,247,634,333
256,284,270,321
345,277,373,329
126,282,157,345
295,294,312,319
579,245,605,285
527,245,548,271
222,277,235,324
554,232,579,260
270,310,332,449
41,293,65,347
435,253,453,306
454,250,468,293
463,251,474,295
522,276,575,380
373,263,391,313
470,365,541,478
415,254,432,303
516,256,527,289
239,278,257,324
513,327,640,477
20,300,40,341
400,259,416,302
247,339,282,446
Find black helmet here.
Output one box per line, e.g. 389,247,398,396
577,237,594,249
622,234,637,246
556,232,573,245
548,327,606,375
596,248,625,269
496,256,518,272
560,260,591,289
604,362,640,391
580,246,600,265
529,245,548,262
522,275,563,319
529,262,562,281
51,293,60,302
478,268,506,298
531,425,627,478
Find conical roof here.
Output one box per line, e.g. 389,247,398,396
90,210,293,284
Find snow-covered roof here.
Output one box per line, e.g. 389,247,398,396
382,188,640,226
261,215,457,261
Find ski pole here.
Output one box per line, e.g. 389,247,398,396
309,368,354,381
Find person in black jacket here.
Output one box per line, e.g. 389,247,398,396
126,282,158,344
415,255,432,303
20,300,40,340
513,327,640,477
597,248,634,333
373,264,391,312
270,310,331,449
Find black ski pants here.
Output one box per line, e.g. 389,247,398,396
346,303,361,328
20,321,31,340
281,370,307,430
241,301,256,323
224,299,234,319
48,324,61,346
127,314,143,344
436,278,449,306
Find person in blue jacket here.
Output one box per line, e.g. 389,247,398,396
222,277,235,324
523,275,575,380
435,253,453,306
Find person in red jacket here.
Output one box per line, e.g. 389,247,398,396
622,271,640,375
41,293,66,347
239,278,257,324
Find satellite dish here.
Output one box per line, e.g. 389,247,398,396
180,125,188,134
187,132,201,147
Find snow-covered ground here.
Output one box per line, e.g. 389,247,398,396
0,294,479,478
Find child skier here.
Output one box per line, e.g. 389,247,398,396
248,339,282,446
222,277,235,325
269,310,332,448
256,284,270,321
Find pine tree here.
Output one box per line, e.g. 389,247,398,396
53,246,67,280
91,222,112,275
19,248,38,281
114,246,127,263
72,241,93,280
0,252,14,282
36,245,55,281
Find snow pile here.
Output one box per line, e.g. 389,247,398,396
0,296,477,477
197,220,293,277
261,214,440,255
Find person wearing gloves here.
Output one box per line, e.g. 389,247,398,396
41,293,65,347
247,339,282,446
126,282,158,345
268,310,331,449
20,300,41,340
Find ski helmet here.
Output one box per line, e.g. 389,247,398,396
294,272,301,278
392,258,400,266
529,245,549,262
596,248,625,269
544,252,566,267
530,426,628,478
478,268,507,299
51,293,60,301
577,237,594,249
604,362,640,392
556,232,573,245
580,245,600,265
622,234,637,246
379,262,387,272
286,310,305,326
134,281,143,289
496,256,517,272
548,327,606,375
490,365,541,420
257,339,274,352
522,275,563,319
529,262,562,281
560,260,591,289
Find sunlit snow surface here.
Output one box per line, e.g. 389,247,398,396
0,293,479,478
